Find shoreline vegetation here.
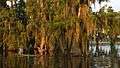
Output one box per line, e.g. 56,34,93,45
0,0,120,58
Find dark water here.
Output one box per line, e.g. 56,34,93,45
0,45,120,68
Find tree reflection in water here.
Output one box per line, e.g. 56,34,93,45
78,57,90,68
27,56,34,68
0,57,3,68
0,52,120,68
63,53,73,68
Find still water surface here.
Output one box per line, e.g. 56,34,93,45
0,45,120,68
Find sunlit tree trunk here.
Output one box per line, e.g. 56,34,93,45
78,3,90,56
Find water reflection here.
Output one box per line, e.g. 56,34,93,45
27,56,34,68
0,45,120,68
0,53,83,68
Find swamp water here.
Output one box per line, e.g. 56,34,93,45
0,45,120,68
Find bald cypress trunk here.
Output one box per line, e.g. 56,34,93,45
78,4,90,56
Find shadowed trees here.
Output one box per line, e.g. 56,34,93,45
92,6,120,56
0,0,7,8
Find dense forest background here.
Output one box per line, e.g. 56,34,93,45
0,0,120,56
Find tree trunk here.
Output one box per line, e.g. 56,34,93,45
78,4,89,56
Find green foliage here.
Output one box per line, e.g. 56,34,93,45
16,0,27,26
97,0,109,3
92,6,120,35
0,0,7,7
0,0,111,55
